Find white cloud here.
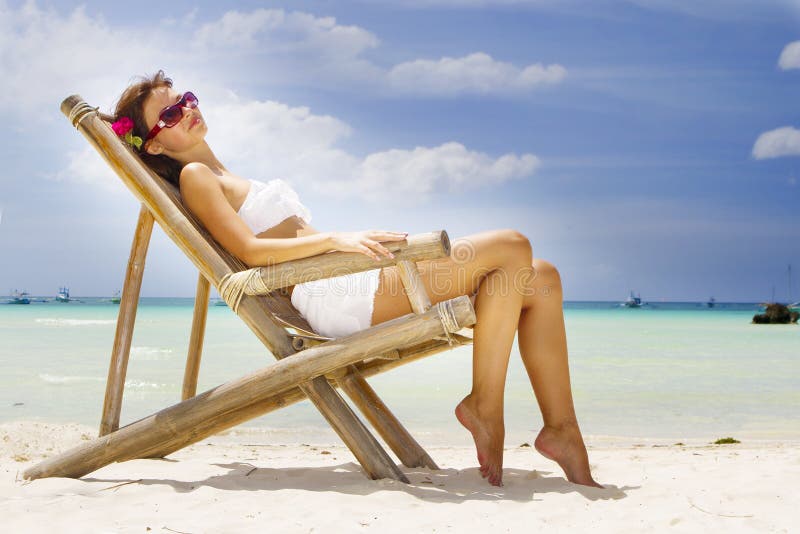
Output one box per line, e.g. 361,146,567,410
204,97,539,201
0,2,174,117
0,3,564,112
194,9,380,59
192,8,384,87
0,3,542,199
346,142,538,199
387,53,566,95
194,9,284,48
752,127,800,159
204,98,357,187
778,41,800,70
190,8,564,95
52,147,125,192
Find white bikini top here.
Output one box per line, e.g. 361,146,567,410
237,179,312,234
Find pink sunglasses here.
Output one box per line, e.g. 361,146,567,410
144,91,199,144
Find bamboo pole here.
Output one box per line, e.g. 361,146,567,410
182,273,210,400
302,376,407,482
257,231,450,290
99,205,154,437
142,334,472,460
62,96,402,481
395,259,432,313
338,370,438,469
24,296,475,480
338,258,435,467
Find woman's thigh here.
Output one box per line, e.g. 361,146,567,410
371,229,532,325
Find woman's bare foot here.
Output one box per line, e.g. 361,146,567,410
534,422,602,487
455,394,505,486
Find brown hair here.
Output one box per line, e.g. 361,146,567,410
113,70,183,187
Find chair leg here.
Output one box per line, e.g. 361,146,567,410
302,376,409,483
338,367,438,469
99,205,154,437
240,295,411,484
182,273,210,400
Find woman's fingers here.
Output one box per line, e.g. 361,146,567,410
352,231,407,261
365,239,394,260
358,244,381,262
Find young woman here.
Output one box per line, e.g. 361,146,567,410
113,71,600,488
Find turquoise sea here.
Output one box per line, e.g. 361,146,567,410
1,298,797,445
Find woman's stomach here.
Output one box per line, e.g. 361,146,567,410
255,217,320,300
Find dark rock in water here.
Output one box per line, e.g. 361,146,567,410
752,303,799,324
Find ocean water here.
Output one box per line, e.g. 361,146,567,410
0,298,797,445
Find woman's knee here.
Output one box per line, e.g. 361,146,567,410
532,258,562,291
495,228,533,265
520,259,563,308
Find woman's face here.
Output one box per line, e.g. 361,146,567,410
142,86,207,156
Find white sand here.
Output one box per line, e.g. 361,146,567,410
0,422,796,533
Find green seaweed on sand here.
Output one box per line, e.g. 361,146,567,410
713,437,740,444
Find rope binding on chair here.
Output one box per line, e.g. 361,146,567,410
67,102,98,128
217,268,270,313
435,300,460,347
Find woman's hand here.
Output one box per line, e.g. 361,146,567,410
329,231,408,261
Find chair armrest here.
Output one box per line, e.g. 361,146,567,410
259,230,451,290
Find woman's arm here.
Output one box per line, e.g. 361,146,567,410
179,162,334,267
179,163,407,267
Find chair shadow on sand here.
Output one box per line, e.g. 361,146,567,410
84,460,636,503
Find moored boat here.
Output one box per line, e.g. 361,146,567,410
56,287,70,302
9,290,31,305
622,291,643,308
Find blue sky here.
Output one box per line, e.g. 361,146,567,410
0,0,798,302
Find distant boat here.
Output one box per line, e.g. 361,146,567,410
762,265,797,312
622,291,643,308
110,290,121,304
56,286,70,302
9,290,31,305
213,299,227,307
707,296,716,308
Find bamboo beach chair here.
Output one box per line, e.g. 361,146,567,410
23,96,476,483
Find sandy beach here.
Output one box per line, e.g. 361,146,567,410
0,421,795,533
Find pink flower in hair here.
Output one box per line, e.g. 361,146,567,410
112,116,134,136
111,116,142,149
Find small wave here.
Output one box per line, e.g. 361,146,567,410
125,380,167,390
39,374,105,385
34,318,116,327
131,346,174,360
39,373,167,390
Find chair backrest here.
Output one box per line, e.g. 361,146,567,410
63,95,312,356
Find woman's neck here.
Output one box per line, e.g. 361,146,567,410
173,141,227,174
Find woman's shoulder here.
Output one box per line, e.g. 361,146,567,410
180,161,216,185
179,162,232,195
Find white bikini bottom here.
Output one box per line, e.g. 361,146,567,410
290,268,382,338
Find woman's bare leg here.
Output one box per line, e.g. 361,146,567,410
454,262,528,486
371,230,598,486
373,230,532,486
518,259,600,487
